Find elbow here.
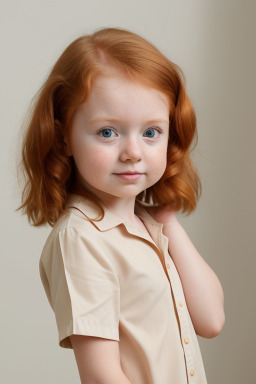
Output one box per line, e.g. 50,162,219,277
196,311,225,339
205,312,226,339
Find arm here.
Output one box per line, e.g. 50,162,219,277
147,207,225,339
70,335,132,384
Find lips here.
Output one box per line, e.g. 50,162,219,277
114,172,142,175
114,173,143,181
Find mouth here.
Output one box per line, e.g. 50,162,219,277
113,173,143,181
114,172,143,175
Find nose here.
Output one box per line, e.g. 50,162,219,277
119,135,142,162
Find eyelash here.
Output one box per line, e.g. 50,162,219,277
97,127,164,140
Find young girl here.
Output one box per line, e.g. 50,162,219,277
17,27,225,384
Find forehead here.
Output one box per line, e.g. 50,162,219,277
84,72,170,114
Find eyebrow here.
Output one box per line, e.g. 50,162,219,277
89,117,169,125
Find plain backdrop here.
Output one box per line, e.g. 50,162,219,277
1,0,255,383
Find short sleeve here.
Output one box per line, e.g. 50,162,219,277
39,227,120,349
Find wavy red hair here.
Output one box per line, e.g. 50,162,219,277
16,27,202,227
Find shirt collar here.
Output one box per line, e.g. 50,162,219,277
65,193,163,232
65,193,168,254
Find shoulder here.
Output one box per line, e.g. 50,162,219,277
40,203,104,261
51,193,105,237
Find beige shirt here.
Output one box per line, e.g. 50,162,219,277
39,193,208,384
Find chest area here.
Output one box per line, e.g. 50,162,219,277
100,227,171,298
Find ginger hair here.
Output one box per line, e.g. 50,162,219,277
16,27,202,227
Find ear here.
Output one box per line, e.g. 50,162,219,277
54,119,73,157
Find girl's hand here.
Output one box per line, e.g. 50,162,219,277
146,205,178,227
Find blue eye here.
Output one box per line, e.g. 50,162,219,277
143,128,161,138
99,128,116,138
98,127,163,139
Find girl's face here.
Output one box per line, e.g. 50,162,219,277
65,71,170,205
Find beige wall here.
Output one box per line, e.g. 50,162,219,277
1,0,255,382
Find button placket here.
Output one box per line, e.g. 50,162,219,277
165,255,196,382
181,313,196,382
158,228,197,382
166,257,184,313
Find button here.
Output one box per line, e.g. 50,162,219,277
184,337,189,344
167,264,170,269
190,369,194,376
179,300,183,307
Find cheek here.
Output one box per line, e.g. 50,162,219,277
73,143,115,173
91,150,114,171
148,146,168,168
